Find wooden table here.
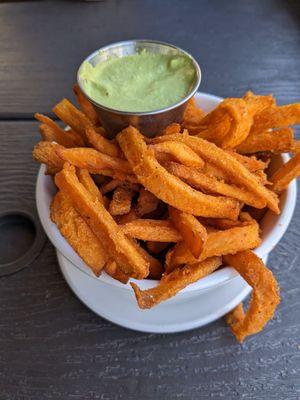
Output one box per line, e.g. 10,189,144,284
0,1,299,399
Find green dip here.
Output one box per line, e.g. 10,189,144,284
79,50,196,112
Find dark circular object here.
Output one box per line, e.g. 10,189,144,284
0,209,46,276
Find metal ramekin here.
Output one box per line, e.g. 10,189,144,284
77,40,201,138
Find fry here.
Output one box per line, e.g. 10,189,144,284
76,168,106,204
53,98,92,140
100,179,122,194
225,303,245,330
33,141,134,180
202,162,228,181
135,188,159,217
130,239,163,280
55,163,149,279
35,112,64,133
194,98,253,148
196,112,231,144
106,171,138,183
104,260,130,284
164,161,266,208
86,125,121,158
117,126,240,219
218,98,253,148
291,140,300,153
146,241,169,254
57,146,132,174
32,141,65,171
182,97,205,131
224,250,280,342
50,191,106,276
167,221,261,270
109,186,134,216
253,169,269,185
251,104,300,133
236,128,294,154
45,166,60,175
120,219,182,242
131,257,222,309
154,151,173,164
90,168,137,183
150,141,205,168
35,113,85,147
73,84,99,126
39,124,83,148
226,151,268,172
198,217,242,230
100,179,140,196
201,212,253,230
243,91,276,115
151,133,279,213
116,209,138,224
169,206,207,258
269,153,300,193
161,123,181,136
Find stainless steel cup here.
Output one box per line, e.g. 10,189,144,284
77,40,201,138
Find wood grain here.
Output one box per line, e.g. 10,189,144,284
0,0,300,118
0,119,299,399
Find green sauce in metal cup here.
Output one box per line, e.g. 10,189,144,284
79,49,196,113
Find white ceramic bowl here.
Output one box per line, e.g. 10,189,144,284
36,92,297,302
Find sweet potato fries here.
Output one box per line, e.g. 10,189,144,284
33,88,300,342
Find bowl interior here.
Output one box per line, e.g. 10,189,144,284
36,92,297,293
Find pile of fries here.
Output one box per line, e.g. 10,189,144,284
33,86,300,342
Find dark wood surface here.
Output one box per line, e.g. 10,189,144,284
0,1,299,399
0,0,300,118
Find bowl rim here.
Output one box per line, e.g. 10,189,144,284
35,91,297,293
77,39,201,116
